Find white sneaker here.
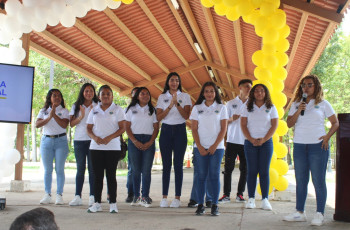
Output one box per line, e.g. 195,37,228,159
89,195,95,207
160,198,169,208
110,203,118,213
87,202,102,213
69,195,82,206
261,198,272,211
311,212,324,226
40,194,52,204
170,198,181,208
245,198,256,209
55,194,64,205
283,211,307,222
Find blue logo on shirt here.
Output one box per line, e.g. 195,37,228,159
315,105,320,109
164,99,169,103
44,112,48,115
93,111,98,114
198,110,204,114
109,111,114,115
58,113,62,116
179,99,182,104
265,110,270,113
132,111,138,114
215,110,219,114
232,104,237,108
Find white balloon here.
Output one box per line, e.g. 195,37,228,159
35,6,49,21
5,149,21,165
0,170,4,184
0,123,17,141
51,0,67,16
17,6,34,26
2,164,14,177
91,0,107,11
31,17,47,32
46,10,60,27
106,0,122,9
72,3,88,18
23,0,36,8
0,47,9,63
65,0,76,5
10,39,22,48
10,46,26,62
5,0,22,16
21,24,33,34
60,6,76,27
3,16,21,36
0,30,12,45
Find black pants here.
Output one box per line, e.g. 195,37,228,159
223,143,247,196
90,150,120,203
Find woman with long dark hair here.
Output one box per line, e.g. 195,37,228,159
125,87,159,208
190,82,228,216
283,75,338,226
69,83,99,207
241,84,278,211
156,72,192,208
86,85,126,213
36,89,69,205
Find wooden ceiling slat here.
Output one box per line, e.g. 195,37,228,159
233,20,246,75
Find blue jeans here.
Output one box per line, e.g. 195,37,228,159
193,148,224,205
74,140,94,196
40,135,69,195
159,123,187,197
294,142,329,213
190,154,213,202
244,138,273,199
126,156,133,195
128,134,155,198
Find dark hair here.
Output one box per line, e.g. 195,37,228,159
162,72,182,94
126,87,156,115
238,79,253,86
195,81,222,105
73,83,98,118
131,87,139,96
98,85,113,101
293,74,323,105
10,207,59,230
43,89,65,110
246,84,273,112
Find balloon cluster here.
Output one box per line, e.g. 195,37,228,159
0,124,21,183
0,0,134,64
200,0,290,192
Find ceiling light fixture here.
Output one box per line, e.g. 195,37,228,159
194,42,203,54
171,0,179,10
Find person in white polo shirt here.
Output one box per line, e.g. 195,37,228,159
190,82,228,216
86,85,126,213
36,89,69,205
125,87,159,208
219,79,252,204
241,84,278,211
283,75,339,226
156,72,192,208
68,83,99,207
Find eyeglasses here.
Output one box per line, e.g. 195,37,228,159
301,83,314,88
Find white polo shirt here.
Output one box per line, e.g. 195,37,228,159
37,105,69,135
156,90,192,125
241,103,278,139
226,96,246,145
288,99,335,144
86,103,126,150
190,101,228,149
69,102,97,141
125,104,158,135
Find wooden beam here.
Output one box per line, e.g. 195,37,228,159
339,0,350,14
281,0,343,24
206,61,254,81
37,31,133,87
30,42,121,92
233,20,246,75
75,19,152,81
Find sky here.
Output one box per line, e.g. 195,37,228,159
341,11,350,36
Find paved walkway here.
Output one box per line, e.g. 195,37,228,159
0,166,349,230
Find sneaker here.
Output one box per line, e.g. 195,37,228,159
261,198,272,211
195,204,205,215
236,194,246,203
40,194,52,204
311,212,324,226
110,203,118,213
125,193,134,203
55,194,64,205
69,195,82,206
283,211,307,222
89,195,95,207
205,201,212,208
188,199,198,208
170,198,181,208
218,195,230,204
88,202,102,213
211,204,220,216
141,197,152,208
245,198,256,209
160,198,169,208
131,197,141,206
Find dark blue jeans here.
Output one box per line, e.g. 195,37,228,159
193,148,224,205
128,134,155,198
244,138,273,199
190,154,213,202
74,140,94,196
293,142,329,213
159,123,187,197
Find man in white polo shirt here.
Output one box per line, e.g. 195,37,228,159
219,79,252,203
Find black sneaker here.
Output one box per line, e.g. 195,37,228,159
188,199,198,208
211,204,220,216
205,201,212,208
236,194,246,203
218,195,230,204
131,197,141,206
195,204,205,215
125,193,134,203
141,197,152,208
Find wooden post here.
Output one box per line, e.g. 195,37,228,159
14,33,31,181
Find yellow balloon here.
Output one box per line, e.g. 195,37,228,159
279,24,291,39
275,142,288,158
270,153,277,167
262,43,276,54
254,67,272,81
255,16,270,36
263,55,278,69
237,1,254,16
276,38,290,52
275,51,289,67
276,106,285,119
251,0,263,8
275,175,289,191
121,0,134,4
252,50,265,67
272,66,288,81
257,183,274,195
270,9,287,29
201,0,214,8
243,9,259,25
260,2,276,16
275,159,289,175
226,7,240,21
211,0,223,4
260,79,273,92
271,78,284,92
276,120,288,136
272,133,279,144
214,3,228,16
263,27,280,43
270,168,279,185
223,0,240,7
272,91,287,107
265,0,280,8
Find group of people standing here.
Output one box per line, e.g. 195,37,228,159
36,73,338,225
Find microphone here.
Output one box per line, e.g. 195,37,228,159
301,93,307,116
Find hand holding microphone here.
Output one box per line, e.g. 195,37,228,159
300,93,307,116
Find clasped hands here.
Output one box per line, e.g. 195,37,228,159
249,137,266,146
134,141,152,151
94,136,113,145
